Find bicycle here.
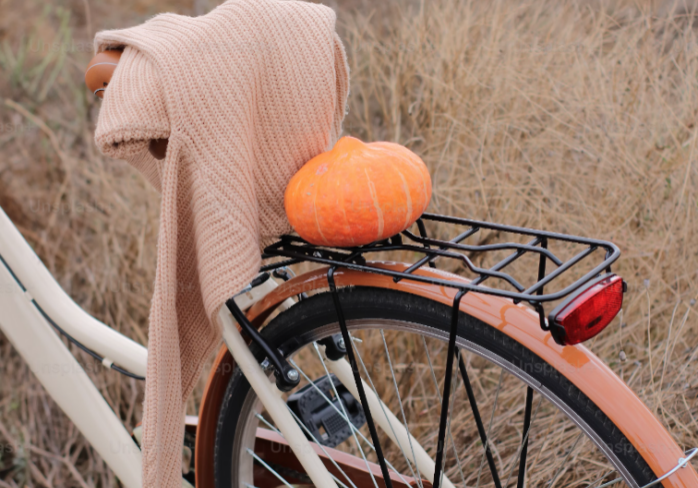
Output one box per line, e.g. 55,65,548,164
1,203,697,488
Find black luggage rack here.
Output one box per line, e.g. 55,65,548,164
261,212,621,330
256,212,621,488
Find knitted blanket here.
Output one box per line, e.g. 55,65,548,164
92,1,349,485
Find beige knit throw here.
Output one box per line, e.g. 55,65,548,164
92,1,349,485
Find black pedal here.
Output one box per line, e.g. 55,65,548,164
287,374,365,448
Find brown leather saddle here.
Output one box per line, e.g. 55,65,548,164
85,49,168,160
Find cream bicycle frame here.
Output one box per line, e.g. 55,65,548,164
0,207,306,487
0,207,148,487
0,206,444,488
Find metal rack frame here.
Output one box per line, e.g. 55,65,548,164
262,212,620,310
257,212,622,488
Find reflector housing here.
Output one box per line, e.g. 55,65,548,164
548,274,624,346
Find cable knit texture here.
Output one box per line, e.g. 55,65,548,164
92,1,349,485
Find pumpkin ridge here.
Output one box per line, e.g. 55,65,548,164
418,158,431,207
387,157,413,229
398,148,431,211
363,166,384,240
338,189,355,246
312,168,330,246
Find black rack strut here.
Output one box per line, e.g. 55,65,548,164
458,350,502,488
327,267,394,488
225,294,300,392
432,290,467,488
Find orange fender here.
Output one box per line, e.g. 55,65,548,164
196,262,698,488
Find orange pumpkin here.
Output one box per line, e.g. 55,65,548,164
285,136,432,247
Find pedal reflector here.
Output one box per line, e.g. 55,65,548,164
287,374,366,447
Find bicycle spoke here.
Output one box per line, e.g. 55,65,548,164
352,337,423,487
255,413,354,488
246,448,295,488
483,371,506,484
432,290,466,488
285,410,355,488
422,337,468,487
458,352,503,488
327,267,394,488
379,330,425,487
501,395,543,488
596,478,623,488
547,431,584,487
293,354,381,488
516,386,534,488
587,470,622,488
442,350,463,486
289,356,413,486
530,407,554,463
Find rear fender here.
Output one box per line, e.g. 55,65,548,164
195,262,698,488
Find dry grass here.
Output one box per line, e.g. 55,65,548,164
2,0,698,485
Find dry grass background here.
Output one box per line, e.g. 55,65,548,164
2,0,698,485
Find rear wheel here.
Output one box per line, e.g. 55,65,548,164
214,287,657,488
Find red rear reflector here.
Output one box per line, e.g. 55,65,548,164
549,274,624,346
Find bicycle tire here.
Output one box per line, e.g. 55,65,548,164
214,287,657,488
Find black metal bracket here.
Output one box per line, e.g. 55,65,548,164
272,268,292,281
517,386,534,488
326,267,394,488
457,348,503,488
433,290,469,488
318,334,346,361
224,297,300,392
